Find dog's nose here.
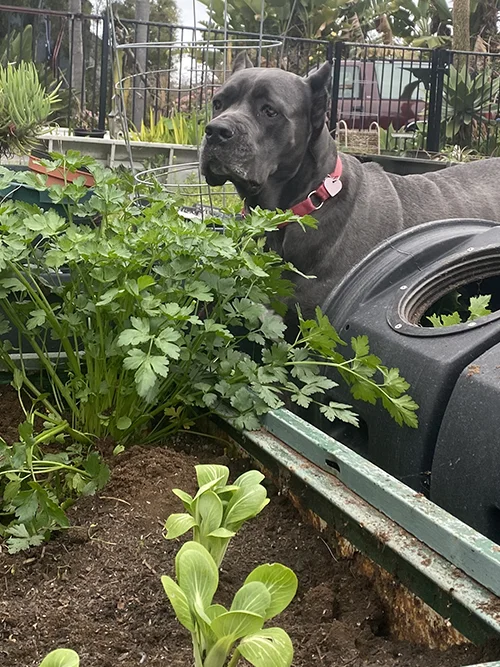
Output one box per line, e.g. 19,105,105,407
205,120,234,145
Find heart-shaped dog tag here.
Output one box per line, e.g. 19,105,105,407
323,177,343,198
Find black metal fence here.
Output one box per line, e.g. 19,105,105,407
0,4,110,131
115,18,329,131
1,2,499,157
331,41,500,156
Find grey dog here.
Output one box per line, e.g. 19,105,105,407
201,53,500,320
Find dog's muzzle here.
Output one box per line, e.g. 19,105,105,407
201,115,264,192
204,118,235,146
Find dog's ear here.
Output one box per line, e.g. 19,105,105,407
232,51,254,73
307,62,331,130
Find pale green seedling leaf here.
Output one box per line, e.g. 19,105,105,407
195,464,229,490
161,575,194,631
207,527,236,538
207,603,228,621
197,490,223,537
176,541,218,609
164,513,198,539
224,484,269,528
231,581,271,618
39,648,80,667
172,488,194,510
245,564,298,620
238,627,294,667
216,484,240,501
211,610,264,641
233,470,266,488
204,636,235,667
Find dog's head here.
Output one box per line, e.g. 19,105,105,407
200,53,331,197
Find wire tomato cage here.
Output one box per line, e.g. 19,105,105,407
107,0,281,218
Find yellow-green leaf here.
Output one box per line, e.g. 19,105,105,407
39,649,80,667
231,581,271,618
244,564,298,620
238,628,294,667
211,610,264,641
176,541,218,608
164,513,197,539
161,575,194,631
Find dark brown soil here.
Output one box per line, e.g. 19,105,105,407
1,388,500,667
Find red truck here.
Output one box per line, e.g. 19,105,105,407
334,59,430,130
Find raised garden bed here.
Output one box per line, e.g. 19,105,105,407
1,154,500,667
1,385,500,667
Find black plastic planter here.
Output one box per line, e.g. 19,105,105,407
354,153,450,175
305,218,500,540
73,128,106,138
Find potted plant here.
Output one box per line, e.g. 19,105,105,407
28,148,96,187
0,61,59,158
73,108,106,138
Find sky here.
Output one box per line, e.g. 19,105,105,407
175,0,208,27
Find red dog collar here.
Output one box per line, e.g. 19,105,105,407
241,157,343,227
289,157,343,218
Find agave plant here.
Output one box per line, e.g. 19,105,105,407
441,64,500,146
0,61,60,157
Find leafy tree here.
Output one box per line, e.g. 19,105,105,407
112,0,179,25
470,0,500,49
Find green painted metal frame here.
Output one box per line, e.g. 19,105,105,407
215,409,500,648
262,410,500,598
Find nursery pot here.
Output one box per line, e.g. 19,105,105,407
73,127,106,138
28,154,95,187
1,269,72,357
304,218,500,540
1,165,95,223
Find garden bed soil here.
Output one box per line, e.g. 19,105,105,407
1,386,500,667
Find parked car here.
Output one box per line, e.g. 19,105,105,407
333,59,431,130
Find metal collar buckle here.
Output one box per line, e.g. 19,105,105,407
307,190,324,210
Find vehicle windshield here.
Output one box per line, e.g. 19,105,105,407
374,62,429,100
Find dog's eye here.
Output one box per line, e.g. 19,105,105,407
213,99,222,111
262,104,278,117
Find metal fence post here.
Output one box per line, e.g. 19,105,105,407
98,11,110,131
426,48,448,153
329,40,343,138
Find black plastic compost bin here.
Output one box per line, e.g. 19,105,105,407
305,218,500,539
431,340,500,542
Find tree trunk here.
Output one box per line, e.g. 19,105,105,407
133,0,151,130
68,0,85,119
452,0,471,52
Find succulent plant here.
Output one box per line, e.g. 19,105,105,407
0,61,59,157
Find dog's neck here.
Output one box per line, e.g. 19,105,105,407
241,126,337,211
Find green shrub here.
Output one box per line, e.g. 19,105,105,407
0,154,417,446
0,62,60,156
